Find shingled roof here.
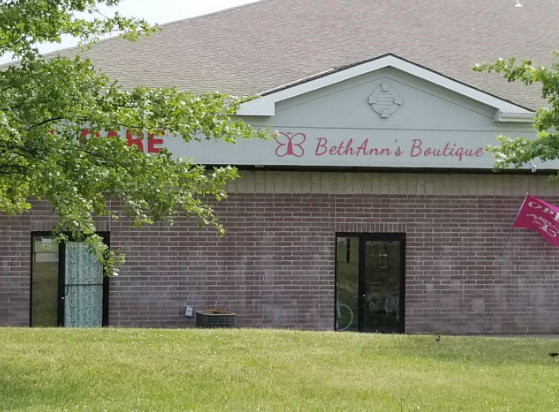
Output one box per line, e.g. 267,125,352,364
61,0,559,110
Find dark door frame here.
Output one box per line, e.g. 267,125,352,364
335,232,406,333
30,232,110,327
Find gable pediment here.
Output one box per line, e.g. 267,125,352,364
266,68,508,132
237,54,533,123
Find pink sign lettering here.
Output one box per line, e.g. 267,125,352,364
315,137,396,157
274,131,485,164
409,139,484,162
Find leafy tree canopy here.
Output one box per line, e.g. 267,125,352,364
474,52,559,172
0,0,265,272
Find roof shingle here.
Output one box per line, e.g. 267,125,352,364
61,0,559,110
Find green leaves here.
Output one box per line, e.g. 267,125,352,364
0,0,155,60
475,54,559,172
0,0,267,273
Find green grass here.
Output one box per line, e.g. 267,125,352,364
1,329,559,411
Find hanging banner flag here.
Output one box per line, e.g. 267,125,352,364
513,194,559,247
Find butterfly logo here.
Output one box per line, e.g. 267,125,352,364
275,132,306,158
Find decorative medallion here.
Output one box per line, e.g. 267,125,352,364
368,82,403,118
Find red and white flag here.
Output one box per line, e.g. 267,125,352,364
513,194,559,247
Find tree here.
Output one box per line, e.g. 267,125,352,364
0,0,264,272
474,53,559,172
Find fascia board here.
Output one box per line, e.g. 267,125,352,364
495,111,535,122
237,55,534,120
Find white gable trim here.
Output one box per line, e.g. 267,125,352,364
237,54,534,121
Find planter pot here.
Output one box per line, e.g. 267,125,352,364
196,309,236,328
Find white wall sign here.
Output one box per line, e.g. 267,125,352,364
163,128,510,169
81,127,548,170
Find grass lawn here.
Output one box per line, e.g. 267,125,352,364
1,328,559,411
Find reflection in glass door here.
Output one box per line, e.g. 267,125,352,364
335,233,405,333
362,238,403,332
335,237,360,332
31,234,108,327
31,237,59,326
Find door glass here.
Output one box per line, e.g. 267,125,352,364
363,240,401,333
64,242,103,327
335,237,359,331
31,236,59,326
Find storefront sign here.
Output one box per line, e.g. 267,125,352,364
171,128,509,169
278,132,484,163
78,127,541,170
80,128,165,154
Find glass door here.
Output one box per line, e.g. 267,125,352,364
362,238,403,332
62,242,104,327
335,237,360,332
335,233,405,333
31,234,108,327
31,236,59,326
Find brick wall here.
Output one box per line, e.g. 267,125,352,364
0,214,31,326
2,171,559,334
107,193,335,329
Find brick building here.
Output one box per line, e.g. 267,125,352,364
3,0,559,334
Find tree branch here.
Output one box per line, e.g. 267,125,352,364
25,116,64,129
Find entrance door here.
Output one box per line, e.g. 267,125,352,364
61,242,104,327
335,233,405,333
31,234,108,327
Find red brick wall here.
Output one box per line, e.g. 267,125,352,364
2,188,559,334
0,214,31,326
108,193,336,329
107,192,559,334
